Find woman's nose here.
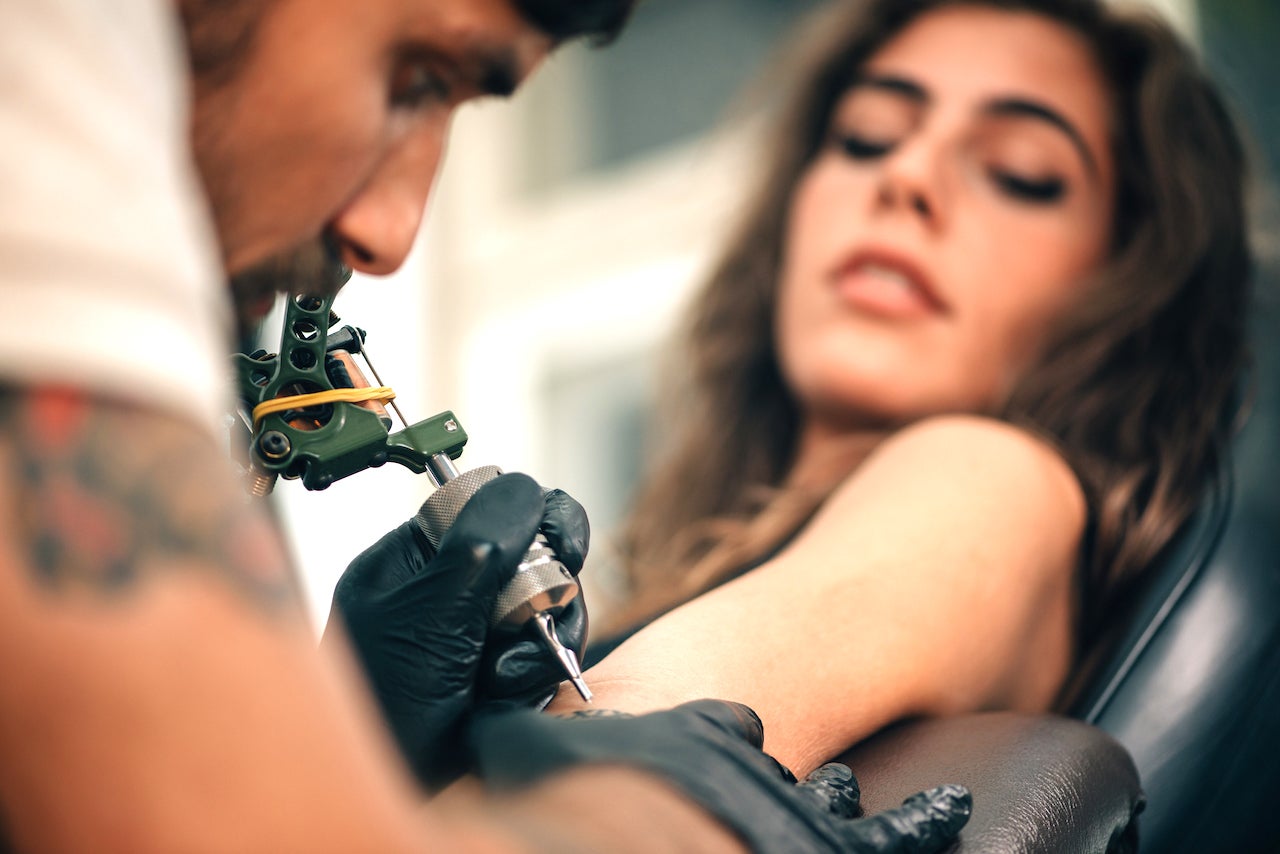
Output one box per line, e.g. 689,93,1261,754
873,133,947,230
328,128,446,276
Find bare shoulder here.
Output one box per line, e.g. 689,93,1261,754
878,413,1078,478
847,414,1085,532
797,413,1088,602
792,415,1085,715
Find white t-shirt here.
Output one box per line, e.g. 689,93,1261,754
0,0,232,435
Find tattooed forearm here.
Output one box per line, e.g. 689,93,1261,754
0,385,299,614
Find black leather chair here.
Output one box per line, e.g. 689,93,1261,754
844,277,1280,852
1059,299,1280,849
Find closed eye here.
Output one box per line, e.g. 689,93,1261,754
389,60,453,110
832,132,897,161
990,170,1066,204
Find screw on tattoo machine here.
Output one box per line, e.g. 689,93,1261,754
231,292,592,702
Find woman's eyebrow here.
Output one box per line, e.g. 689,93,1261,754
848,75,1101,180
850,73,930,104
983,97,1100,178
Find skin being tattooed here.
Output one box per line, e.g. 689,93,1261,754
0,385,298,613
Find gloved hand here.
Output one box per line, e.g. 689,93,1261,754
476,487,590,710
469,700,971,853
322,473,590,789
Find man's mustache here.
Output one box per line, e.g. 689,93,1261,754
230,239,352,302
229,239,353,343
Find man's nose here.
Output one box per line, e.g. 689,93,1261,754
329,129,446,276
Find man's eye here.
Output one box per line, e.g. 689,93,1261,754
831,132,895,160
390,62,451,109
991,170,1066,204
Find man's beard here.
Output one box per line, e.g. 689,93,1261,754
229,239,352,344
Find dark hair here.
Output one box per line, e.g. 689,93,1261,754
178,0,638,87
618,0,1253,649
514,0,637,45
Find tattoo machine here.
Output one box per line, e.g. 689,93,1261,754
232,292,592,702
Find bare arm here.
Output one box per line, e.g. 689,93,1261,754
551,415,1086,775
0,386,453,851
0,386,745,853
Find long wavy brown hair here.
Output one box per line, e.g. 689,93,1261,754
616,0,1253,648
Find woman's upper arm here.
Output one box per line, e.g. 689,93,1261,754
570,415,1086,774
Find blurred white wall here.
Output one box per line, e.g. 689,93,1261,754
282,0,1202,631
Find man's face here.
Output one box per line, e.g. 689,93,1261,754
186,0,550,325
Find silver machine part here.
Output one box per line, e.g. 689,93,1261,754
413,464,592,701
425,452,461,487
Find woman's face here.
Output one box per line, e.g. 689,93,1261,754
777,5,1116,431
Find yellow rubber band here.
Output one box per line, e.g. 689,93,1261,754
252,387,396,429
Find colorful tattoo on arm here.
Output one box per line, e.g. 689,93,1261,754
0,385,299,613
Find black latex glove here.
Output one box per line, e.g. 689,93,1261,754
323,474,590,788
477,487,590,710
469,700,972,853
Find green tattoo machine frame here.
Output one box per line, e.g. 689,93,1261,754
233,293,467,496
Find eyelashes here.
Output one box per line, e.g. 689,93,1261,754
829,131,1069,206
834,133,895,160
389,62,452,110
988,171,1065,203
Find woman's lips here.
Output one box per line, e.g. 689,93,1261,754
829,250,948,320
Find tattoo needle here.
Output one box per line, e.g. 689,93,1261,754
533,611,593,703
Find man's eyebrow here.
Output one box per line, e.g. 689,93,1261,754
984,97,1100,178
464,43,520,98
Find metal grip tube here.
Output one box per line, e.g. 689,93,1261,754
414,465,580,628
